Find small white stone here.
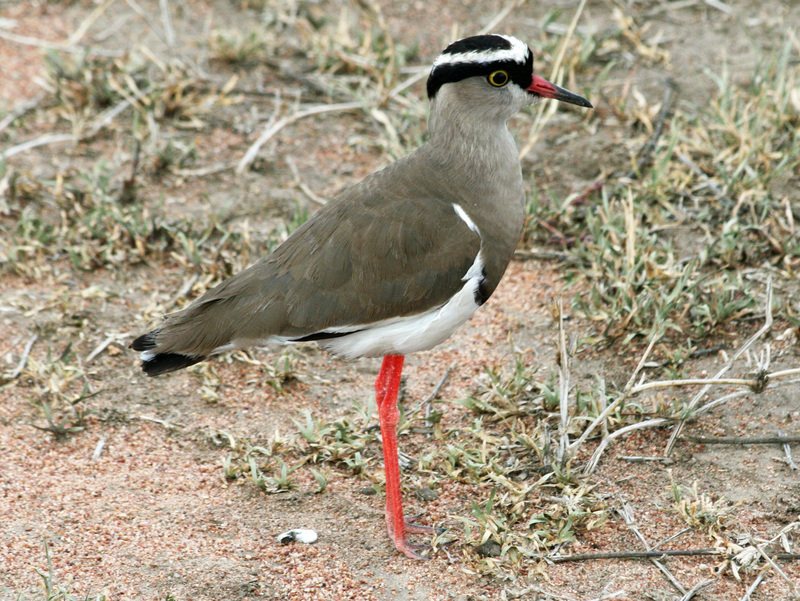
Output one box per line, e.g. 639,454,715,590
277,529,318,545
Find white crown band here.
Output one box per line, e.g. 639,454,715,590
432,35,530,69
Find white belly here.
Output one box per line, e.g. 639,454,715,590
318,268,483,359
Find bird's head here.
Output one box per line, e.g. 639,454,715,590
426,34,592,128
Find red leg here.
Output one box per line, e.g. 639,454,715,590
375,355,427,559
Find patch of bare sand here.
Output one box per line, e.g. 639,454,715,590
3,259,799,600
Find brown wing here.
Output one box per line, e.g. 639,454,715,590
151,179,481,357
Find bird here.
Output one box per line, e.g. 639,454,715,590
131,33,592,559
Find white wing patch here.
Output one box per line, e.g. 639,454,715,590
453,203,479,234
433,35,529,69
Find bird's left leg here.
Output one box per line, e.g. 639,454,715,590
375,354,434,559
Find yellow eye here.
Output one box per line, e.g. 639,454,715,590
488,70,509,87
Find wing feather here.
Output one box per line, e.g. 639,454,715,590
149,181,481,358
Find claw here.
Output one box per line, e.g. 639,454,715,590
392,533,454,560
403,514,448,535
395,539,433,560
387,514,453,559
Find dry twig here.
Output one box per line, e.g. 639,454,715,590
779,431,798,470
287,156,328,206
556,298,572,466
630,79,678,177
4,334,38,381
665,281,774,454
0,95,44,134
236,101,362,174
618,500,687,595
751,536,800,597
137,415,186,429
158,0,175,47
1,85,153,160
408,362,455,420
685,435,800,445
679,579,716,601
123,0,171,47
0,0,117,55
550,549,800,562
740,571,768,601
85,333,130,364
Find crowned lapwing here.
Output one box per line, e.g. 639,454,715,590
132,34,592,559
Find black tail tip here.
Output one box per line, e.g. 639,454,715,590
141,352,204,376
131,331,203,376
131,331,158,352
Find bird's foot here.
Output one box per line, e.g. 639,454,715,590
403,513,447,535
392,535,455,560
389,515,452,560
393,537,435,560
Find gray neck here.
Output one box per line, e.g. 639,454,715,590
411,80,527,296
423,84,524,213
